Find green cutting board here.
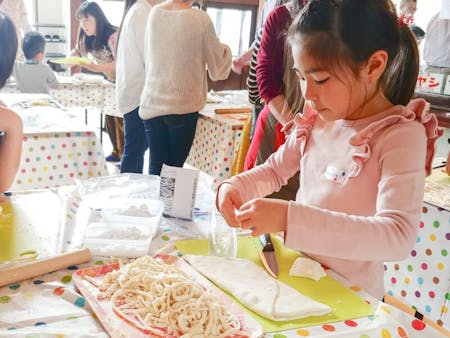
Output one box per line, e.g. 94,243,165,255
175,236,375,333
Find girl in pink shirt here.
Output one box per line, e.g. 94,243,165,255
216,0,442,299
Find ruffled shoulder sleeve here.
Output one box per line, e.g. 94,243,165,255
283,102,318,155
349,98,443,178
406,99,444,175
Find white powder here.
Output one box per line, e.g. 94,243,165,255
84,223,146,240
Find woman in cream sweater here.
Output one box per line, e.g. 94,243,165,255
139,0,232,175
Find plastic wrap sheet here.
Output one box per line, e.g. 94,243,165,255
61,174,216,256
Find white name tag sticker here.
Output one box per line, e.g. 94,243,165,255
324,165,347,184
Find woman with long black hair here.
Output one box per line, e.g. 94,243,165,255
72,1,124,164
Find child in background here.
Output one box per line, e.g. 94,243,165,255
0,11,23,191
72,1,123,163
13,31,59,93
216,0,442,300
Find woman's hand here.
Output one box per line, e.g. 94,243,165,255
82,60,116,75
216,183,243,227
235,198,288,236
81,62,103,73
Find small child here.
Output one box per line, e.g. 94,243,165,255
216,0,442,300
13,31,58,93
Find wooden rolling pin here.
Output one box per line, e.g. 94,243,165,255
0,248,91,287
214,107,251,114
384,294,450,337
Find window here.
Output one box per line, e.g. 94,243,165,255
204,1,258,57
24,0,35,25
90,0,124,26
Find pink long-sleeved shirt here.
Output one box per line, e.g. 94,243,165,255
226,99,441,299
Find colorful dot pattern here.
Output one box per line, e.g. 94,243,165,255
50,82,119,117
11,131,108,191
186,114,244,187
0,234,442,337
384,203,450,328
0,264,92,334
5,81,119,116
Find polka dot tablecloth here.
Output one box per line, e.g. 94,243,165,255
50,80,119,117
384,202,450,330
186,110,245,188
0,93,109,191
0,259,443,337
0,180,445,337
2,77,119,116
11,131,108,191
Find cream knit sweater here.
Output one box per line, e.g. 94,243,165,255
139,6,232,119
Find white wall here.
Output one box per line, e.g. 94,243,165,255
414,0,442,29
92,0,125,26
37,0,65,24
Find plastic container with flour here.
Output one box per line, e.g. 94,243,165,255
83,198,164,257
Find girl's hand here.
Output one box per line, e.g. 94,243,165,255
216,183,243,227
236,198,288,236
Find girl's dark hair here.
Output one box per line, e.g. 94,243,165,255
117,0,137,47
0,11,17,88
287,0,419,106
76,1,117,54
282,0,309,116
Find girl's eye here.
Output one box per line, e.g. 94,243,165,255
315,78,329,84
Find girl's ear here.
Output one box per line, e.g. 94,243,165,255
364,50,388,83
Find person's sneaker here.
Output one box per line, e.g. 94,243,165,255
105,154,121,162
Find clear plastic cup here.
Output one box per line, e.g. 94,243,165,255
208,209,237,258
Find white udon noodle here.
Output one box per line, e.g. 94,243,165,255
98,256,245,338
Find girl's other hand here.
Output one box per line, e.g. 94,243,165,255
236,198,288,236
216,183,243,227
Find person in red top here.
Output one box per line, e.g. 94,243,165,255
244,0,305,199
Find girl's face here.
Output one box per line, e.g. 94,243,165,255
79,14,97,36
291,43,369,122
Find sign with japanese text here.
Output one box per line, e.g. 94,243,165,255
416,72,445,94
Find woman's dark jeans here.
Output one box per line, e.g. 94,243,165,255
143,112,199,175
120,107,148,173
